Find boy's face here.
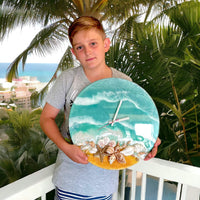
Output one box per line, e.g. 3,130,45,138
71,29,110,71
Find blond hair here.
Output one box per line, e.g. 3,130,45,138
68,16,106,45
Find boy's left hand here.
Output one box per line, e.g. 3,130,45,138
144,138,161,161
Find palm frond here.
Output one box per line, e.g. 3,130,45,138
31,47,75,107
0,6,31,40
72,0,84,16
0,155,21,186
1,0,73,22
0,1,64,40
111,15,146,48
91,0,108,17
164,1,200,36
6,20,68,81
102,0,135,23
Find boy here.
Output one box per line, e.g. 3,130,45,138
40,16,161,200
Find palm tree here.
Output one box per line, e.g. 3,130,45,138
0,148,21,187
0,0,166,83
109,0,200,166
0,108,58,186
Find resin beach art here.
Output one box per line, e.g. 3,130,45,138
69,78,160,169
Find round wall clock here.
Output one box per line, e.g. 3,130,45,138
69,78,160,170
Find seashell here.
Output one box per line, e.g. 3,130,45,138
114,142,120,152
120,146,135,156
97,139,106,148
77,142,85,146
131,143,148,159
85,150,89,154
108,140,116,147
105,146,115,155
108,154,116,164
132,143,147,154
98,137,110,148
103,136,110,145
119,141,131,150
115,153,126,164
88,141,96,148
135,151,147,159
81,142,98,154
139,152,146,156
81,144,91,151
88,147,97,154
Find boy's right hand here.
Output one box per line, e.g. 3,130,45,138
40,103,88,164
63,144,89,164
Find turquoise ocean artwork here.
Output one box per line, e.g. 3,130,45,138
69,78,160,168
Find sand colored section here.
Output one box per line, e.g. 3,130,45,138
87,154,139,170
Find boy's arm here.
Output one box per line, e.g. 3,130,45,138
40,103,88,164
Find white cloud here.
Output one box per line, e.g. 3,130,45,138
0,25,66,63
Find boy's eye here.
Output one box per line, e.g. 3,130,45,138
76,46,83,50
91,42,96,46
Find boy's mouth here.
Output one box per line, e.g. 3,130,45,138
86,57,95,62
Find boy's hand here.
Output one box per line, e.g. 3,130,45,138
144,138,161,161
64,144,89,164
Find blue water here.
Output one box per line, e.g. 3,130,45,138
0,62,58,83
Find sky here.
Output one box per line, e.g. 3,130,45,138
0,25,66,63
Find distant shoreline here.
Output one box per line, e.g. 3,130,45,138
0,62,58,64
0,62,58,83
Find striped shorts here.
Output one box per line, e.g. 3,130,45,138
55,187,112,200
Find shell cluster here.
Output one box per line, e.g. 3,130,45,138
79,136,148,165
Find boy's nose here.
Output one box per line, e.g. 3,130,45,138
85,47,92,55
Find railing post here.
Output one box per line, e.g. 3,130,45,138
41,194,46,200
119,169,126,200
157,177,164,200
130,170,137,200
141,173,146,200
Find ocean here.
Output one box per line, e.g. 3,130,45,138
0,62,58,83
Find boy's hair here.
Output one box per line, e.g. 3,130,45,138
68,16,106,45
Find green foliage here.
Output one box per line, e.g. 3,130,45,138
0,150,21,186
0,109,58,187
108,0,200,166
1,0,166,187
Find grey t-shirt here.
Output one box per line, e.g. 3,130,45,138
45,66,132,196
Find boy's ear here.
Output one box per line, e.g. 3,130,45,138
71,47,75,56
104,38,111,52
71,47,79,59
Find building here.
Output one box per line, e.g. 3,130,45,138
0,77,45,110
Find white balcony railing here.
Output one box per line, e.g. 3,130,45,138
0,158,200,200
